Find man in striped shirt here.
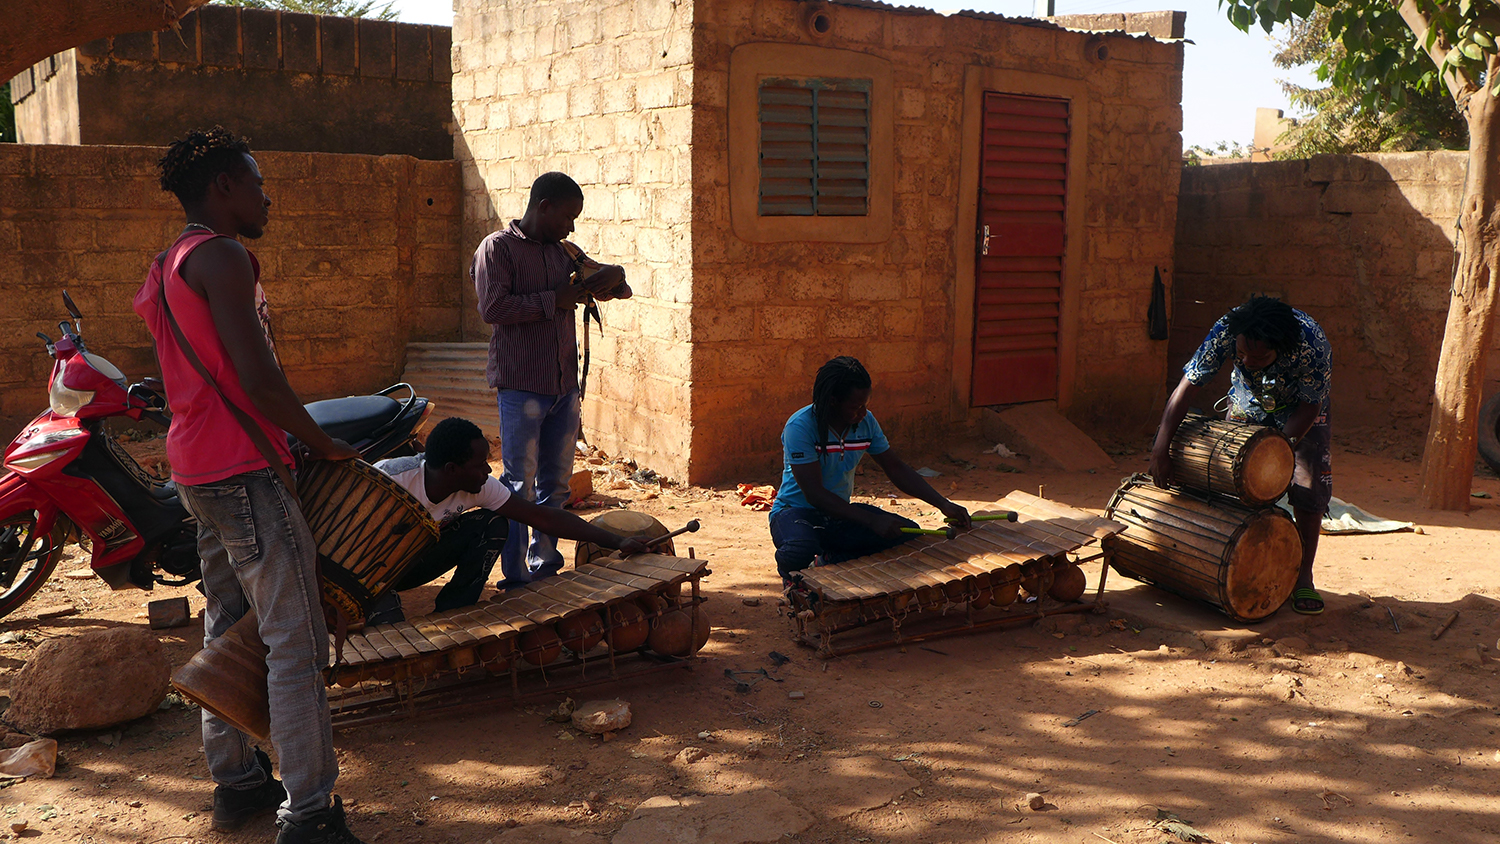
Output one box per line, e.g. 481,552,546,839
471,173,631,587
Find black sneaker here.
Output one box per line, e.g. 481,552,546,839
275,796,364,844
212,748,286,830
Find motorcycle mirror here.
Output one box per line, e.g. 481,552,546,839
61,290,83,320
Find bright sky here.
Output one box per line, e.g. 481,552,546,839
388,0,1316,149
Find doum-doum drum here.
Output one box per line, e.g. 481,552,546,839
171,458,440,740
1106,476,1301,622
1169,414,1293,506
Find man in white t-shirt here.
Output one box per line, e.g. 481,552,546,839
370,417,648,623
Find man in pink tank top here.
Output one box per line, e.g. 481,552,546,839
134,127,364,844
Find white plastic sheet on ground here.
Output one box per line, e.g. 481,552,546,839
1276,495,1415,535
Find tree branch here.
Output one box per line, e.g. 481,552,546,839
2,0,211,82
1396,0,1479,106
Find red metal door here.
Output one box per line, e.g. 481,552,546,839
971,92,1069,407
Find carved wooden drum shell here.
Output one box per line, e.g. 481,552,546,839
1106,477,1301,622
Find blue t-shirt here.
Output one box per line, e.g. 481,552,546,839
771,404,890,515
1183,307,1331,426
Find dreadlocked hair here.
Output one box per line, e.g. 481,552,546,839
157,126,253,204
1225,295,1302,355
812,356,871,447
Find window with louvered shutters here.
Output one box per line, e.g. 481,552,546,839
757,78,871,217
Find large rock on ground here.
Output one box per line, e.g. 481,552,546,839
5,627,170,734
497,827,605,844
740,755,916,819
613,790,813,844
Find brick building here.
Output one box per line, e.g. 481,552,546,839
8,5,453,159
454,0,1186,483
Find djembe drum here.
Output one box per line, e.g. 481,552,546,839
573,510,673,567
1106,475,1301,622
1169,414,1293,506
171,459,440,739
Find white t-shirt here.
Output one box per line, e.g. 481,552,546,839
374,455,511,525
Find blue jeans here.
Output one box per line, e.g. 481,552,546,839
769,504,918,579
178,469,338,826
497,388,580,586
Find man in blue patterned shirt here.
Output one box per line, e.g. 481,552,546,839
1150,296,1332,614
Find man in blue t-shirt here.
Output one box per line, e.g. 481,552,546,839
1150,296,1332,615
770,356,971,584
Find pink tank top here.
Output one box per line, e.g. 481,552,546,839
133,232,293,485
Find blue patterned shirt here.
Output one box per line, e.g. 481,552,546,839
1183,307,1331,426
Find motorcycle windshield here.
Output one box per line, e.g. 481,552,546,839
80,353,128,388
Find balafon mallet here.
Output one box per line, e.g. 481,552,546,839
947,511,1019,524
643,519,702,548
901,526,958,539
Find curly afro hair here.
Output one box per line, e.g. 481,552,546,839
1225,295,1302,355
157,126,253,204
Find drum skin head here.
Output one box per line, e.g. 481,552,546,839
575,510,673,567
1223,509,1302,621
1240,434,1295,506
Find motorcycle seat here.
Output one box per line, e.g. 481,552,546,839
303,395,403,445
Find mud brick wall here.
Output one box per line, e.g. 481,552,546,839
1173,153,1470,454
9,5,453,159
0,144,464,441
453,0,1182,483
452,0,695,479
690,0,1183,479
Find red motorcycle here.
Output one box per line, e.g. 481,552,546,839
0,292,434,619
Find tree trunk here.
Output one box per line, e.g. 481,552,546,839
1,1,209,83
1419,89,1500,510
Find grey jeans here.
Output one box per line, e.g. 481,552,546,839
179,469,338,825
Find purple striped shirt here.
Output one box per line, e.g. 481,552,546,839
471,221,588,394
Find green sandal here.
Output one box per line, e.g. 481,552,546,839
1292,587,1324,615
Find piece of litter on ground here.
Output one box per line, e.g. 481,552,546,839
63,569,94,580
1472,491,1492,499
984,443,1019,458
915,467,942,478
787,690,805,700
1063,709,1099,727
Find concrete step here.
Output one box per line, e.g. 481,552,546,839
980,402,1116,473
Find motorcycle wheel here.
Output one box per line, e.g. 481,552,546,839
0,513,70,620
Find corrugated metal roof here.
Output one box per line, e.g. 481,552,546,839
822,0,1183,43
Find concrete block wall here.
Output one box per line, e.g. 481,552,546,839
690,0,1183,479
0,144,464,440
9,6,453,159
452,0,695,480
1173,152,1469,451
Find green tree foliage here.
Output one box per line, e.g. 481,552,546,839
0,82,14,143
1182,140,1251,165
219,0,398,20
1222,0,1496,110
1270,4,1466,156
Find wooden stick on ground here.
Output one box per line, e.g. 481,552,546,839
1432,610,1460,640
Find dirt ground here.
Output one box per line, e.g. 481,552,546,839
3,433,1500,844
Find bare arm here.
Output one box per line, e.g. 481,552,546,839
1282,401,1319,442
181,239,352,459
1150,374,1200,487
870,448,970,527
789,461,897,534
497,496,648,554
